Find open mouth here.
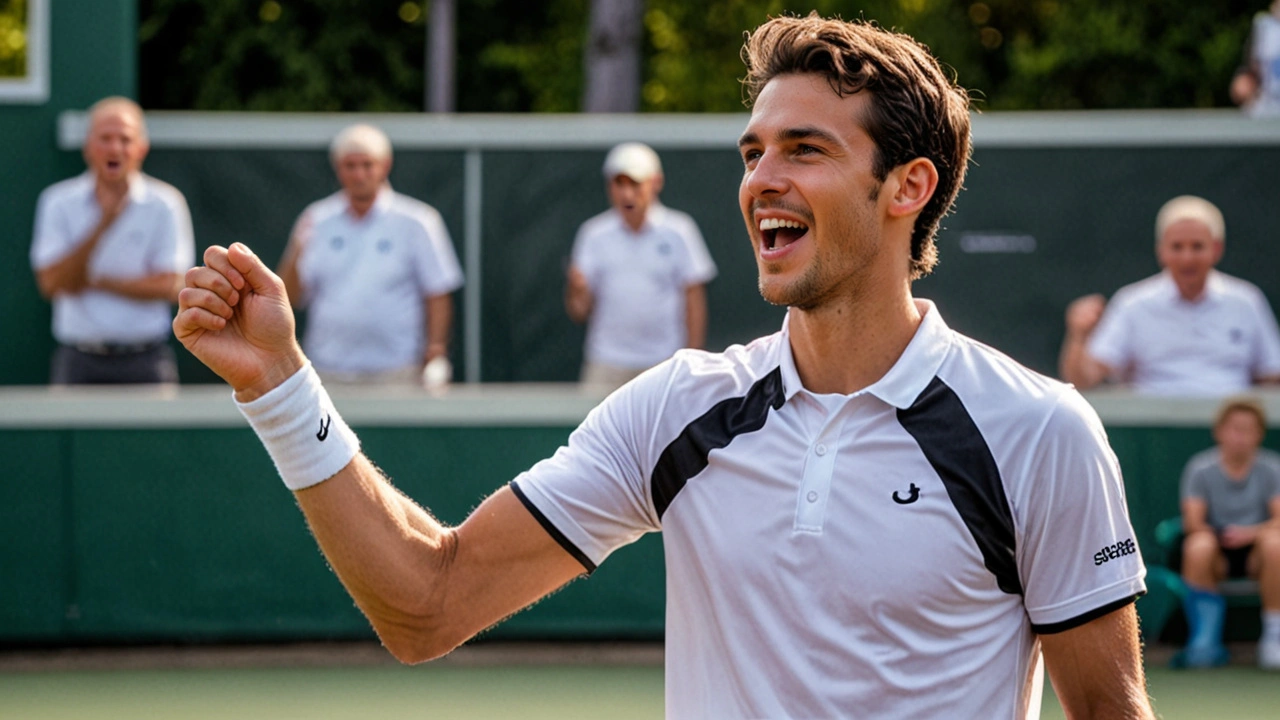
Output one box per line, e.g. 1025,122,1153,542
759,217,810,250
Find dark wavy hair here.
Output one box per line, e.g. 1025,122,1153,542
741,13,972,279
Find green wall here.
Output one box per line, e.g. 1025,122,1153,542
2,0,136,387
2,419,1270,646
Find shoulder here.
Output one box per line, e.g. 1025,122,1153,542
612,332,786,426
577,209,618,238
299,191,347,226
1212,271,1270,305
388,192,444,225
1184,448,1221,475
139,174,190,211
1256,448,1280,473
1107,273,1168,308
38,173,92,207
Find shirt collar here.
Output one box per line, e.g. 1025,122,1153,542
775,298,954,409
1157,268,1224,304
348,184,394,219
82,171,150,203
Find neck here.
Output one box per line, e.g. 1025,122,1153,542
787,281,921,395
347,193,377,219
1220,449,1255,479
96,173,130,195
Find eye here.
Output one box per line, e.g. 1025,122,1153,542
741,148,762,165
796,144,821,155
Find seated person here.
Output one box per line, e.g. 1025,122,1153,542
1173,397,1280,669
1059,195,1280,395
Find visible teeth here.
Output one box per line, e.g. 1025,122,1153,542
759,218,808,231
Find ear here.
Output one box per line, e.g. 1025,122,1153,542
886,158,938,220
651,174,665,195
1210,238,1225,265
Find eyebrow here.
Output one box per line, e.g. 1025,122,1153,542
738,126,843,148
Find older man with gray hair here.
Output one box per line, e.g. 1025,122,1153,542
278,124,462,388
1060,195,1280,395
30,96,194,384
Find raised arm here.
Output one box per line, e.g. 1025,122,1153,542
1039,604,1154,719
35,190,128,299
175,243,586,662
684,283,708,350
565,265,593,324
1058,294,1113,389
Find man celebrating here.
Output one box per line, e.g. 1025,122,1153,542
175,14,1152,718
1060,195,1280,395
31,96,194,384
277,124,462,387
565,142,717,391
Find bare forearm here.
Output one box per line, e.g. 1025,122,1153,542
295,454,459,660
565,285,592,323
685,284,707,350
92,272,182,302
1059,334,1107,388
35,223,112,298
277,242,306,308
425,294,452,361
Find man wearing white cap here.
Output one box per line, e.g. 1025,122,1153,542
565,142,717,390
1060,195,1280,395
278,124,462,388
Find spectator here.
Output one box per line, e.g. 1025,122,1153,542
1230,1,1280,118
1173,397,1280,669
30,96,193,385
1059,195,1280,395
278,124,462,388
565,142,717,391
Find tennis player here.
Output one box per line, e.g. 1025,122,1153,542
175,13,1153,719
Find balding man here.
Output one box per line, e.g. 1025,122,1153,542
277,124,462,387
1060,195,1280,395
30,96,194,384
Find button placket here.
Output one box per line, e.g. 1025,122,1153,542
794,408,847,533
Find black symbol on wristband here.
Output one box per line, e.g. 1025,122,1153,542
317,413,331,442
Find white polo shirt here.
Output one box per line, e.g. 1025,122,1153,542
293,188,463,374
572,203,717,370
1246,11,1280,118
30,172,194,345
512,300,1146,719
1088,270,1280,396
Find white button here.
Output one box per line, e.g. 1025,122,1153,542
806,491,818,503
815,443,827,456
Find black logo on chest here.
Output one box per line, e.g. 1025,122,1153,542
892,482,921,505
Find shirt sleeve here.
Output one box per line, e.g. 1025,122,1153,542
672,213,717,286
30,185,73,270
154,187,196,274
1086,294,1132,373
1016,390,1147,632
414,208,464,297
509,361,672,571
1246,287,1280,377
1180,454,1210,502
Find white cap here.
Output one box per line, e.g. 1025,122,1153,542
330,124,392,164
1155,195,1225,245
603,142,662,182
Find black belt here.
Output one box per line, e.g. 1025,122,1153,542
68,340,166,356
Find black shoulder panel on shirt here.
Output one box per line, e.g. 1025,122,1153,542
651,366,786,520
896,376,1023,595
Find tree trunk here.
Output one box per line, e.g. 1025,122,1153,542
426,0,456,112
582,0,643,112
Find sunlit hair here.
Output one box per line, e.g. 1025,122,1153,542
1214,396,1267,433
86,96,148,143
740,13,972,279
1155,195,1225,246
330,124,393,165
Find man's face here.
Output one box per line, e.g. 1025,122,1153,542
335,152,391,203
84,109,147,183
738,73,889,309
1213,409,1264,459
1156,218,1222,299
607,174,661,230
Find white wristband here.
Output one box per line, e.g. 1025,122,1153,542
235,363,361,491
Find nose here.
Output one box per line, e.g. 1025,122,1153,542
743,149,789,200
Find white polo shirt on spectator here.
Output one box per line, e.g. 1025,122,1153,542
30,172,194,345
572,203,717,370
512,300,1146,719
293,187,463,375
1088,270,1280,396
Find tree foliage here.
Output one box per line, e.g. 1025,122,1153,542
138,0,1262,112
